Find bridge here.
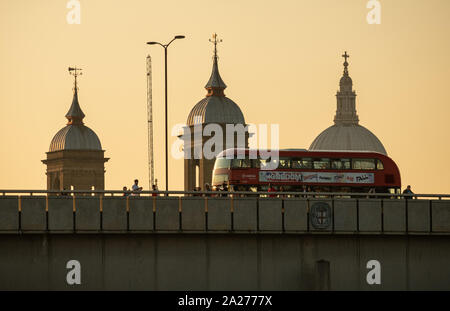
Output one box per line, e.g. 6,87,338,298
0,190,449,290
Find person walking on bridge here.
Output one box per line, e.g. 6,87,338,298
267,183,277,198
132,179,143,196
402,185,415,199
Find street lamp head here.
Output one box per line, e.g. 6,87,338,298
174,35,185,39
146,42,158,45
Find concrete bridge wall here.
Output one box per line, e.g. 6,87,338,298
1,234,450,290
1,196,450,233
0,196,449,290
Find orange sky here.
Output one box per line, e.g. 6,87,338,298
1,0,449,193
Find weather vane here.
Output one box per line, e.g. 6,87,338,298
209,33,222,58
68,66,83,91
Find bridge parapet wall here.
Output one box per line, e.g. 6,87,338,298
0,196,449,234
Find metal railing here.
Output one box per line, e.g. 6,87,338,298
0,189,449,234
0,189,449,200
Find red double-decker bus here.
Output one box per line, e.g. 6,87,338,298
212,148,401,194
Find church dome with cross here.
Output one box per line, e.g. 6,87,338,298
186,34,245,126
309,52,387,155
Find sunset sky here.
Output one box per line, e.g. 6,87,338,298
1,0,449,193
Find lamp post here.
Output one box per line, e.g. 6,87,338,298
147,35,185,193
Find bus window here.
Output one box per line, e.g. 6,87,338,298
352,159,376,170
291,158,312,169
242,159,251,168
259,158,269,169
212,174,228,185
301,158,313,169
313,158,330,169
291,158,302,169
231,159,251,168
270,158,279,169
377,159,384,170
279,158,290,169
251,158,280,169
331,159,351,169
215,158,231,169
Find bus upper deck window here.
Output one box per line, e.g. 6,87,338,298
215,158,231,169
377,159,384,170
242,159,251,168
291,159,302,169
313,158,330,169
301,158,313,169
352,159,376,170
259,158,273,169
231,159,251,168
279,158,290,169
331,159,342,169
342,159,351,169
331,159,350,169
270,158,279,169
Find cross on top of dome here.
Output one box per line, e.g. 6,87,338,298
342,51,350,75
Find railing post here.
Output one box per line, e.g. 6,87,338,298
178,196,182,231
306,198,310,232
356,198,359,233
205,197,208,231
429,199,433,233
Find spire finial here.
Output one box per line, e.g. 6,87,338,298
209,33,222,59
68,67,83,92
205,34,226,96
66,66,85,125
342,51,349,75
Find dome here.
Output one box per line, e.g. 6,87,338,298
187,96,245,126
49,124,102,152
309,124,387,155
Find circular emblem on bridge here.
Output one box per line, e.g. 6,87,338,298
310,202,332,229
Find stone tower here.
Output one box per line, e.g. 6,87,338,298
42,67,109,191
183,34,248,191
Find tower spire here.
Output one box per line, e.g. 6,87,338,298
334,51,359,125
66,67,85,125
205,33,227,96
342,51,350,76
210,32,221,60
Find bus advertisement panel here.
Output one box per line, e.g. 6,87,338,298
259,171,375,184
